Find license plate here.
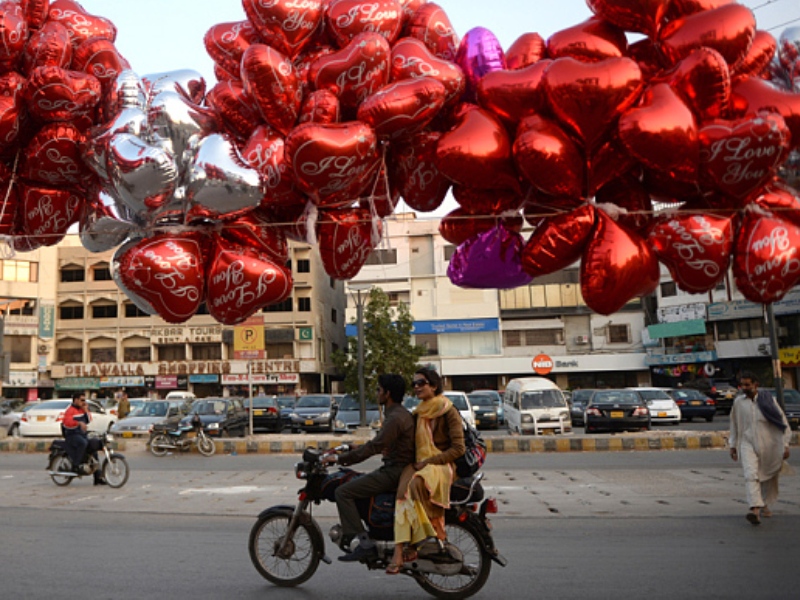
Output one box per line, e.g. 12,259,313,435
254,410,264,416
122,432,134,438
690,401,702,406
658,412,667,417
37,415,47,421
475,419,480,425
305,419,314,426
610,411,624,418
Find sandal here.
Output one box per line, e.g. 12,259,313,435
385,563,402,575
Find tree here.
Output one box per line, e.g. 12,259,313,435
332,287,425,400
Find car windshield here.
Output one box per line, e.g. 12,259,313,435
636,390,671,400
191,400,228,415
592,391,641,404
297,396,330,408
132,402,170,417
468,394,495,407
444,393,469,411
571,390,594,402
250,397,277,409
276,397,295,408
520,390,564,409
338,396,378,411
32,400,71,411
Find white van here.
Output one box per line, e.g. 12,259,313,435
503,377,571,435
166,391,196,400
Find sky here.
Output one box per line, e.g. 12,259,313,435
76,0,800,217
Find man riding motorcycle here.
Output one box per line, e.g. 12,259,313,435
62,392,106,486
323,374,415,562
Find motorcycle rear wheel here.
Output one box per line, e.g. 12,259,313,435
197,434,215,457
49,455,73,486
249,513,320,587
415,521,492,600
149,434,170,457
103,456,130,488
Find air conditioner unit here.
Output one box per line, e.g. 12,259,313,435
574,335,589,345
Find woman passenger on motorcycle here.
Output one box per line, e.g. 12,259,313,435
388,367,465,574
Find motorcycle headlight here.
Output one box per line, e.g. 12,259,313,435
207,422,220,430
105,434,114,443
335,420,345,429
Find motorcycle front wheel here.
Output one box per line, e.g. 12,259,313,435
49,455,73,486
197,434,215,457
415,521,492,600
103,455,130,488
149,434,170,457
249,513,320,587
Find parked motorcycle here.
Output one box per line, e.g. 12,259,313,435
149,413,215,457
248,446,506,599
47,432,129,488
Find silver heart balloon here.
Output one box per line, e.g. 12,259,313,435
142,69,207,104
148,90,219,173
79,189,141,253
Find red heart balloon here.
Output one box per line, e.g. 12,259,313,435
241,125,305,209
116,233,207,324
513,115,586,198
732,30,776,80
22,0,49,29
285,120,380,207
309,32,391,111
18,183,82,247
618,83,699,182
406,2,459,62
204,20,261,80
699,112,791,200
734,210,800,304
628,38,666,80
326,0,403,48
48,0,117,46
452,185,522,215
587,0,671,38
755,182,800,229
20,20,72,75
388,130,450,212
667,48,730,121
659,4,755,67
24,66,102,122
357,77,445,139
649,213,735,293
580,210,659,315
587,135,638,197
72,37,130,98
439,208,498,245
595,174,654,234
0,163,18,234
731,76,800,152
242,44,302,136
316,207,381,279
477,60,551,125
206,236,293,325
21,123,88,187
242,0,324,58
436,106,520,192
521,203,596,277
299,89,341,124
0,2,27,68
0,72,24,150
222,211,289,265
206,80,263,141
505,32,546,70
546,17,627,62
391,37,465,105
668,0,736,20
544,57,643,156
359,165,399,218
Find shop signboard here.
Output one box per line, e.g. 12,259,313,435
55,377,100,390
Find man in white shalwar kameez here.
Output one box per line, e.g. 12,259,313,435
729,372,791,525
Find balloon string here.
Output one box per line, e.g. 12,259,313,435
766,15,800,30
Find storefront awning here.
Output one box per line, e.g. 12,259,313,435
647,319,707,339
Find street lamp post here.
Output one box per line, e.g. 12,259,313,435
348,283,372,428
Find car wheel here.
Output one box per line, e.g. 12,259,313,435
684,416,692,423
584,426,592,434
705,416,714,423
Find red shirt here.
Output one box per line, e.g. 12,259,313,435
63,404,91,430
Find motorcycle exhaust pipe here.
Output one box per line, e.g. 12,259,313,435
48,471,78,477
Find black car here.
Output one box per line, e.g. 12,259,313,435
762,388,800,430
275,395,296,430
181,397,248,437
584,389,650,433
568,389,595,427
467,392,500,430
468,390,504,426
683,378,737,414
666,388,716,422
244,396,283,433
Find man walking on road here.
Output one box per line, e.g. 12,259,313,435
729,372,791,525
324,373,415,562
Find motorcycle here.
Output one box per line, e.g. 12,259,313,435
47,432,130,488
248,446,506,599
148,413,215,457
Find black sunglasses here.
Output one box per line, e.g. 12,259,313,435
412,379,429,387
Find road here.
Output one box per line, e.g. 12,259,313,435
1,450,798,599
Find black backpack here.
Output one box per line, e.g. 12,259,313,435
455,415,487,478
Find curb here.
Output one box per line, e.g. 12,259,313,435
3,432,796,454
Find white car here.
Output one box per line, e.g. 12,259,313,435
630,388,681,425
18,399,116,437
443,391,476,427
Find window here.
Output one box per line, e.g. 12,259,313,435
502,329,564,347
157,345,186,361
92,303,118,319
60,267,85,282
331,308,337,323
298,297,311,312
660,281,677,297
125,303,149,318
388,292,400,306
89,347,116,362
608,324,631,343
192,344,221,360
443,245,456,261
1,260,37,282
267,343,293,359
297,259,311,273
414,333,438,356
124,346,150,362
7,336,31,362
196,302,209,315
57,347,82,363
503,330,522,347
92,266,112,281
263,298,293,312
365,248,398,265
59,304,84,320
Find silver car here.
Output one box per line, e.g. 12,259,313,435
333,394,381,433
111,399,190,438
0,399,35,437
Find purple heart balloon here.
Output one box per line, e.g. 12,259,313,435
455,27,507,103
447,223,532,289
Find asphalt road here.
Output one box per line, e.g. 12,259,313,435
1,450,798,599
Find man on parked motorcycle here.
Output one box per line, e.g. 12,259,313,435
323,373,415,562
63,392,106,485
